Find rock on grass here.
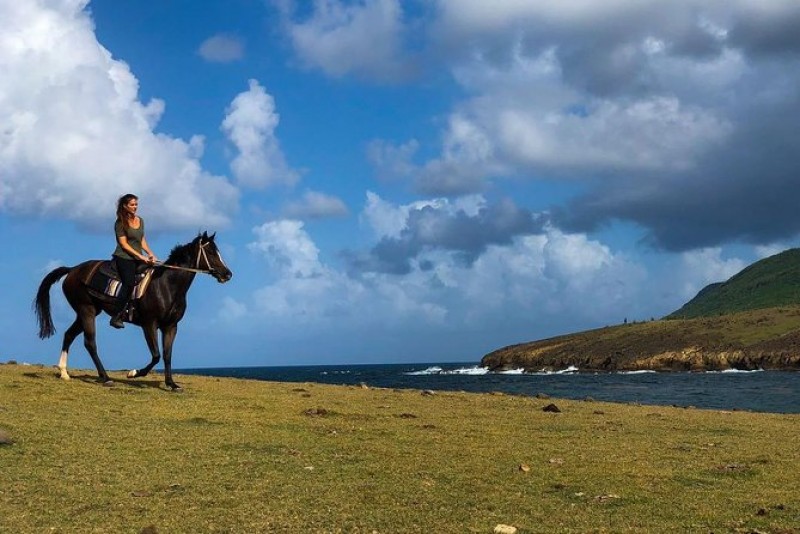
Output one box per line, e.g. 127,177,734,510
0,428,13,445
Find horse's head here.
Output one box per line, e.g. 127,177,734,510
195,231,233,283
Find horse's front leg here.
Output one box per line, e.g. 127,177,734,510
161,323,181,392
127,321,160,379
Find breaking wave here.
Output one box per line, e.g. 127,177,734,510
404,365,581,376
405,366,489,376
708,368,764,374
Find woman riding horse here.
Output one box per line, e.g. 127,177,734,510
110,193,158,329
34,232,232,391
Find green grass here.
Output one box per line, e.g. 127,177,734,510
668,248,800,319
1,363,799,533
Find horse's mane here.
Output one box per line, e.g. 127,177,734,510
164,236,199,266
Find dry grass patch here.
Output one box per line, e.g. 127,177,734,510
1,363,798,533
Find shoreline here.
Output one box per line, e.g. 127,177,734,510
6,360,799,414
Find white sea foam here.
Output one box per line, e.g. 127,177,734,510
404,365,490,376
403,365,769,377
545,365,579,375
498,368,525,375
407,366,768,377
711,368,764,374
404,366,444,376
516,365,580,376
448,366,490,375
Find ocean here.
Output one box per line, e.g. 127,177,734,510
179,362,800,414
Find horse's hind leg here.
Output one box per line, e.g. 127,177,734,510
78,306,112,386
56,319,83,380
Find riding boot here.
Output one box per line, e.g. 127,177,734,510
110,309,126,329
110,300,130,329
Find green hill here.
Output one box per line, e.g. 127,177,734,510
482,248,800,371
667,248,800,319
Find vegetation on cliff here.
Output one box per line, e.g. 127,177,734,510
669,248,800,319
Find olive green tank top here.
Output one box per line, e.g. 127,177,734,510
113,217,145,260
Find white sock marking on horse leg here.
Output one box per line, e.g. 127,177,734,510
57,350,70,380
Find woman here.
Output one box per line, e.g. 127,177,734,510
110,193,158,329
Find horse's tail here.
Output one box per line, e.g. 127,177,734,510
34,266,72,339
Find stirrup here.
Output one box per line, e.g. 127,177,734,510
125,302,136,323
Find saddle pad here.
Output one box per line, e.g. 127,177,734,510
84,260,154,300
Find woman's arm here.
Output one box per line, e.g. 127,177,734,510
117,235,151,263
140,236,158,263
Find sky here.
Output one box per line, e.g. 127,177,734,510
2,0,800,370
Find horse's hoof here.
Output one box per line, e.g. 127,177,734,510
127,369,138,379
102,380,115,387
169,385,183,393
55,369,70,381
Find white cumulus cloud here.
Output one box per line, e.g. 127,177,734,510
352,0,800,249
361,191,484,239
222,79,299,188
278,0,413,82
198,33,244,63
249,219,324,278
0,0,237,230
244,195,650,336
283,190,349,219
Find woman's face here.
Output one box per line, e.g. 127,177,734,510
124,198,138,215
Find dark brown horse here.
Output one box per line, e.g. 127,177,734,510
34,232,232,391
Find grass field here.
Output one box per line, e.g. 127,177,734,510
1,363,798,533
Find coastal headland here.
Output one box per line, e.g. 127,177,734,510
484,249,800,372
482,307,800,372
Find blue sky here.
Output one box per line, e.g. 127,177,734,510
3,0,800,370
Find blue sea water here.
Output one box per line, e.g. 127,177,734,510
178,362,800,414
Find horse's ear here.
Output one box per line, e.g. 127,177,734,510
202,231,209,240
210,232,216,240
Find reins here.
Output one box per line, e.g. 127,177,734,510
154,263,211,274
154,241,218,276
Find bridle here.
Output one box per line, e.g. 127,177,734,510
155,240,226,277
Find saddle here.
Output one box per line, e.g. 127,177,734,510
83,260,155,302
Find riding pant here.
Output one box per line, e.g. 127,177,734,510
113,256,138,309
